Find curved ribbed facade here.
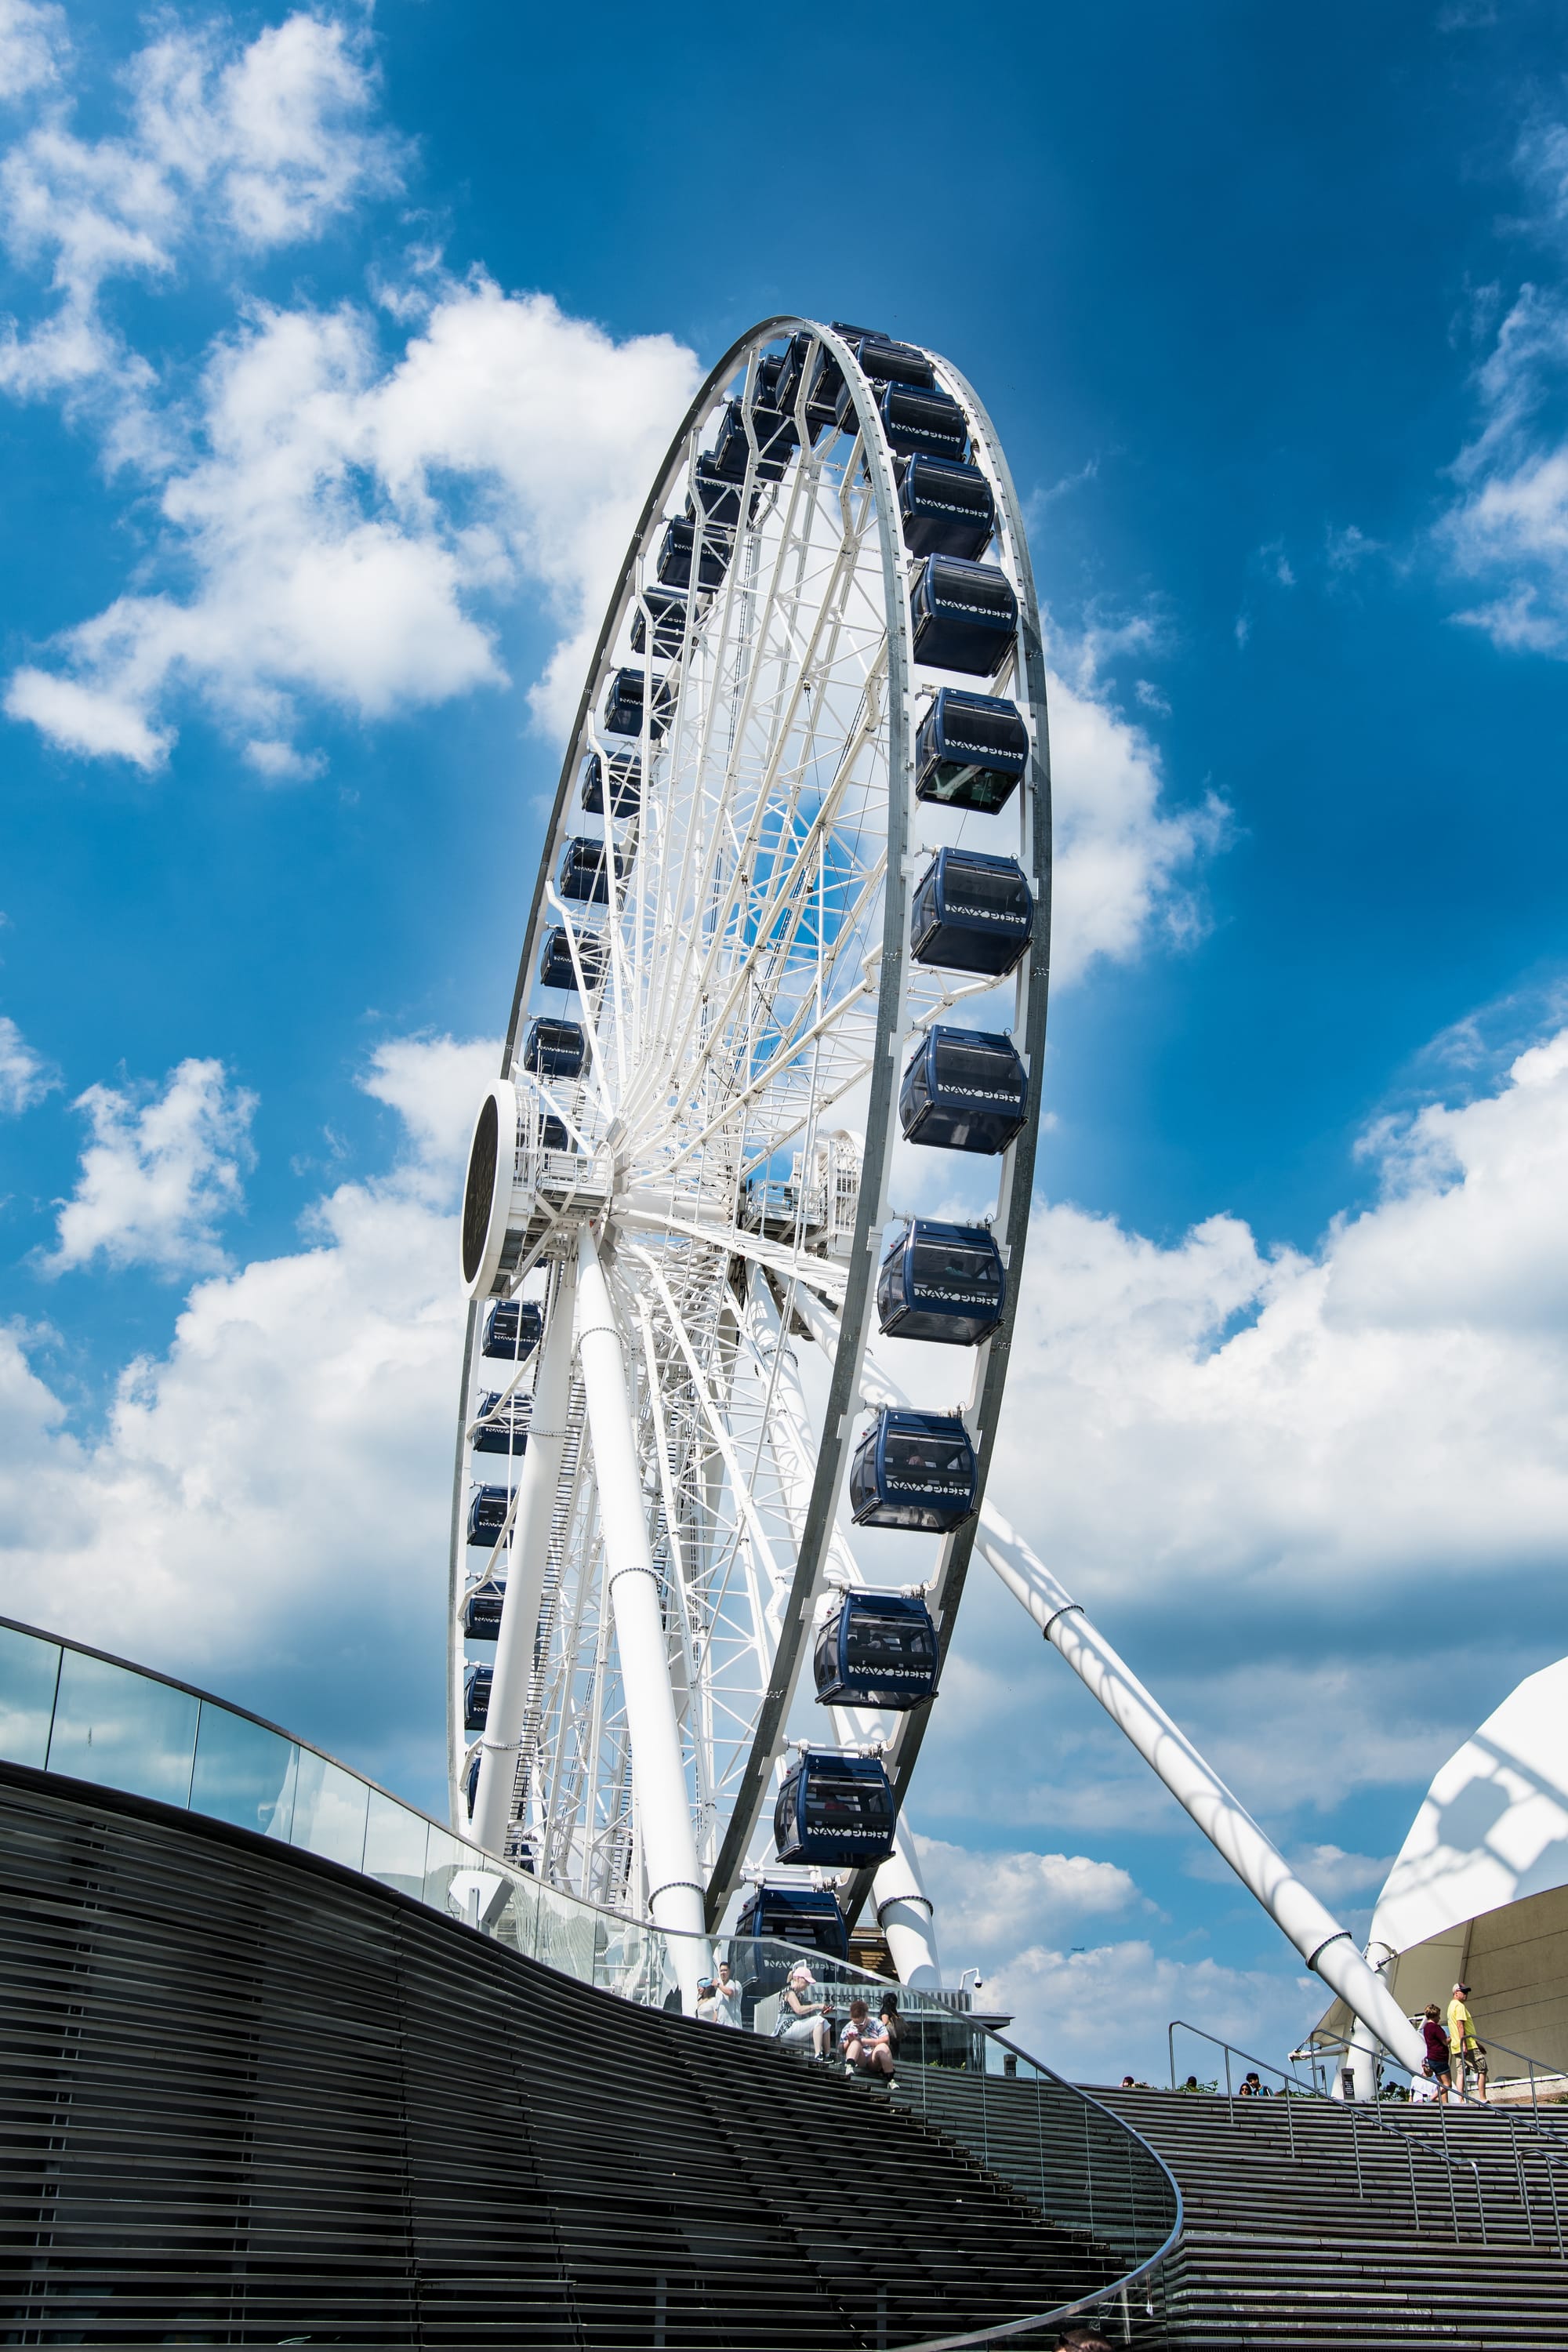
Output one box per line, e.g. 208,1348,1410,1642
0,1760,1134,2348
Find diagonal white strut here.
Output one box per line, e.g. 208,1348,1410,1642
575,1222,709,2002
470,1254,579,1861
976,1506,1426,2078
793,1283,1422,2069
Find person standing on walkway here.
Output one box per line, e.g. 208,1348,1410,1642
1421,2004,1453,2103
1448,1982,1481,2100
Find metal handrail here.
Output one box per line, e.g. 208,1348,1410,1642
887,2029,1184,2352
1167,2017,1568,2256
1301,2020,1568,2258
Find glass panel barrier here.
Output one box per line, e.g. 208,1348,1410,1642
48,1647,199,1807
422,1823,464,1915
363,1791,429,1900
291,1748,369,1871
190,1701,296,1840
0,1624,61,1769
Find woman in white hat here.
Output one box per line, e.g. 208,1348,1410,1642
775,1961,830,2056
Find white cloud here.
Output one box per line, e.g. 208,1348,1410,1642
1439,118,1568,652
5,281,700,767
913,1832,1142,1958
0,1033,490,1800
45,1057,256,1277
0,1011,56,1112
0,9,397,398
1046,657,1226,986
989,1025,1568,1622
0,0,64,102
985,1937,1317,2087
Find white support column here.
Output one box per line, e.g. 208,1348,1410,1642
470,1254,579,1861
575,1223,709,2004
872,1830,942,1989
978,1505,1426,2084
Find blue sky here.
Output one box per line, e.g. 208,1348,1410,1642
4,0,1568,2080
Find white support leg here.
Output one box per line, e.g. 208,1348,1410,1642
977,1505,1426,2084
575,1223,709,2004
470,1255,579,1861
872,1830,942,1989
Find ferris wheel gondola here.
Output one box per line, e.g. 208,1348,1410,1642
451,317,1051,1998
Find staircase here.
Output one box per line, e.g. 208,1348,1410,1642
0,1760,1163,2348
1097,2084,1568,2348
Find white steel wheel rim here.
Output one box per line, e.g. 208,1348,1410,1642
449,317,1052,1944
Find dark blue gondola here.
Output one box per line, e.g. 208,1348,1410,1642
775,321,887,439
558,836,633,904
461,1578,506,1639
774,1749,897,1867
916,690,1029,814
630,592,687,660
536,1112,574,1152
848,1407,978,1534
850,334,935,394
879,381,967,464
877,1220,1006,1345
463,1752,480,1817
474,1391,530,1458
521,1017,585,1081
899,456,996,562
539,925,606,994
657,514,731,590
813,1591,939,1709
463,1664,493,1732
833,337,937,434
688,452,758,532
910,848,1033,978
466,1486,512,1548
712,395,797,483
580,751,641,818
602,666,673,740
483,1298,544,1362
899,1025,1029,1155
910,556,1018,676
735,1882,848,1962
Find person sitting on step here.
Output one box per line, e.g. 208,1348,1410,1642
775,1962,830,2057
841,1996,895,2082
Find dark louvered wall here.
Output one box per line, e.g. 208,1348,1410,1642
0,1765,1117,2349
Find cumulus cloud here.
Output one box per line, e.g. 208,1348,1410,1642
988,1025,1568,1624
45,1056,256,1276
985,1938,1317,2086
0,1011,56,1112
1046,657,1225,984
913,1832,1142,1951
4,281,700,768
0,9,397,399
0,1032,492,1798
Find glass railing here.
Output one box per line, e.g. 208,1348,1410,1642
0,1616,1182,2339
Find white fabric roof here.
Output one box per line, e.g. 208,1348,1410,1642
1371,1653,1568,1957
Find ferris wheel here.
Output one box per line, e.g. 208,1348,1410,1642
451,315,1051,2000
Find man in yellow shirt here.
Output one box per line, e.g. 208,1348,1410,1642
1448,1982,1482,2100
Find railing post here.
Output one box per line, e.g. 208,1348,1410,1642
1167,2021,1176,2092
